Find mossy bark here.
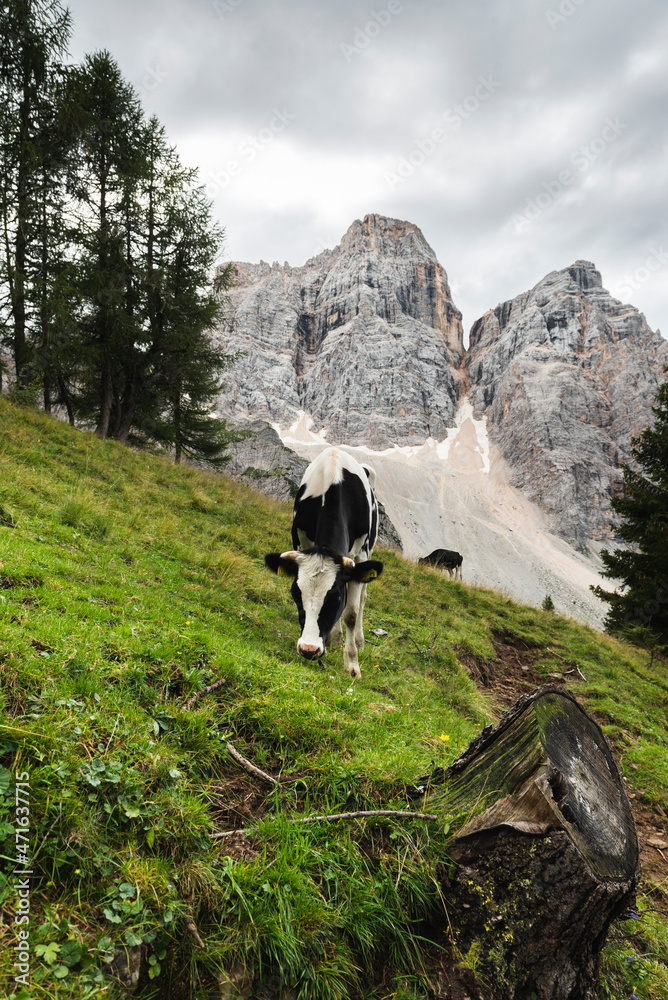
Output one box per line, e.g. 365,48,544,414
420,685,640,1000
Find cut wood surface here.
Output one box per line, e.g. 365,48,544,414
439,684,638,881
418,685,640,1000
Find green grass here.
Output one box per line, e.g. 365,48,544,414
0,396,666,999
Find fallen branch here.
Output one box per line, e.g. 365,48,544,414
292,808,438,825
211,808,439,839
184,918,204,949
545,648,587,682
226,742,278,786
401,629,437,657
181,677,227,711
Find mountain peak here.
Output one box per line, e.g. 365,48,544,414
565,260,603,290
466,260,667,548
215,215,463,449
215,219,667,551
339,213,435,260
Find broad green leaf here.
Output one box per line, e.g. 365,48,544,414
60,939,83,967
35,942,60,964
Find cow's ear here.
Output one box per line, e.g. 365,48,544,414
361,463,377,488
265,552,300,578
345,559,384,583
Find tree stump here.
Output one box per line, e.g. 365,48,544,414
420,686,640,1000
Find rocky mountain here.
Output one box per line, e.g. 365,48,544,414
222,420,307,503
215,216,667,559
214,214,464,449
466,261,668,549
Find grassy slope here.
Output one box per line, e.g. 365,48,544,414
0,397,666,999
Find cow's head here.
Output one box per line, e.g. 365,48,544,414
265,546,383,660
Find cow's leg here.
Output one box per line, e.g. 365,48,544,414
342,581,364,678
354,582,368,651
446,565,454,580
456,564,463,581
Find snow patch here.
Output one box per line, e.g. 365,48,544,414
274,397,490,473
435,399,490,474
273,410,329,445
270,398,608,629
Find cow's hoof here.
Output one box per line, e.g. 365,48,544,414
346,664,361,679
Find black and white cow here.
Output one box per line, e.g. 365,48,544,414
418,548,463,580
265,448,383,678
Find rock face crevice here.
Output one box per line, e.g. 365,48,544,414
215,220,667,550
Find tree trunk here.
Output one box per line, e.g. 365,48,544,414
115,382,136,444
95,362,113,438
13,80,31,388
174,390,182,463
56,369,75,426
418,686,640,1000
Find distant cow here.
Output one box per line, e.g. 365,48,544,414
265,448,384,678
419,548,463,580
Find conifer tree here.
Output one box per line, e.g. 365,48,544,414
131,130,242,463
66,50,144,438
0,0,72,389
0,26,240,465
592,369,668,646
30,64,80,416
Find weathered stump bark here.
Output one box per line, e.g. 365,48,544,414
419,686,640,1000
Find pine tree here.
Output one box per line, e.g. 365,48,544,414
66,50,144,438
0,29,240,465
29,63,80,416
592,368,668,646
115,114,177,445
0,0,72,389
132,138,242,464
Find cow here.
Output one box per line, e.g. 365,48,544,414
265,447,384,678
418,548,463,580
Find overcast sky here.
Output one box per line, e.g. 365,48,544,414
65,0,668,341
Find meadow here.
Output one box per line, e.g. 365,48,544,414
0,396,666,999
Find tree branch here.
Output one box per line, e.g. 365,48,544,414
211,809,438,839
184,918,204,949
181,677,226,711
225,742,278,786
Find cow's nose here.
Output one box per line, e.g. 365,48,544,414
298,643,322,660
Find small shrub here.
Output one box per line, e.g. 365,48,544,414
7,379,40,408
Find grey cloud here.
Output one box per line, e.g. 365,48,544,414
64,0,668,339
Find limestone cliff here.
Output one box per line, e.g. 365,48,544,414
214,214,464,448
466,261,668,549
222,420,307,503
216,219,667,552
